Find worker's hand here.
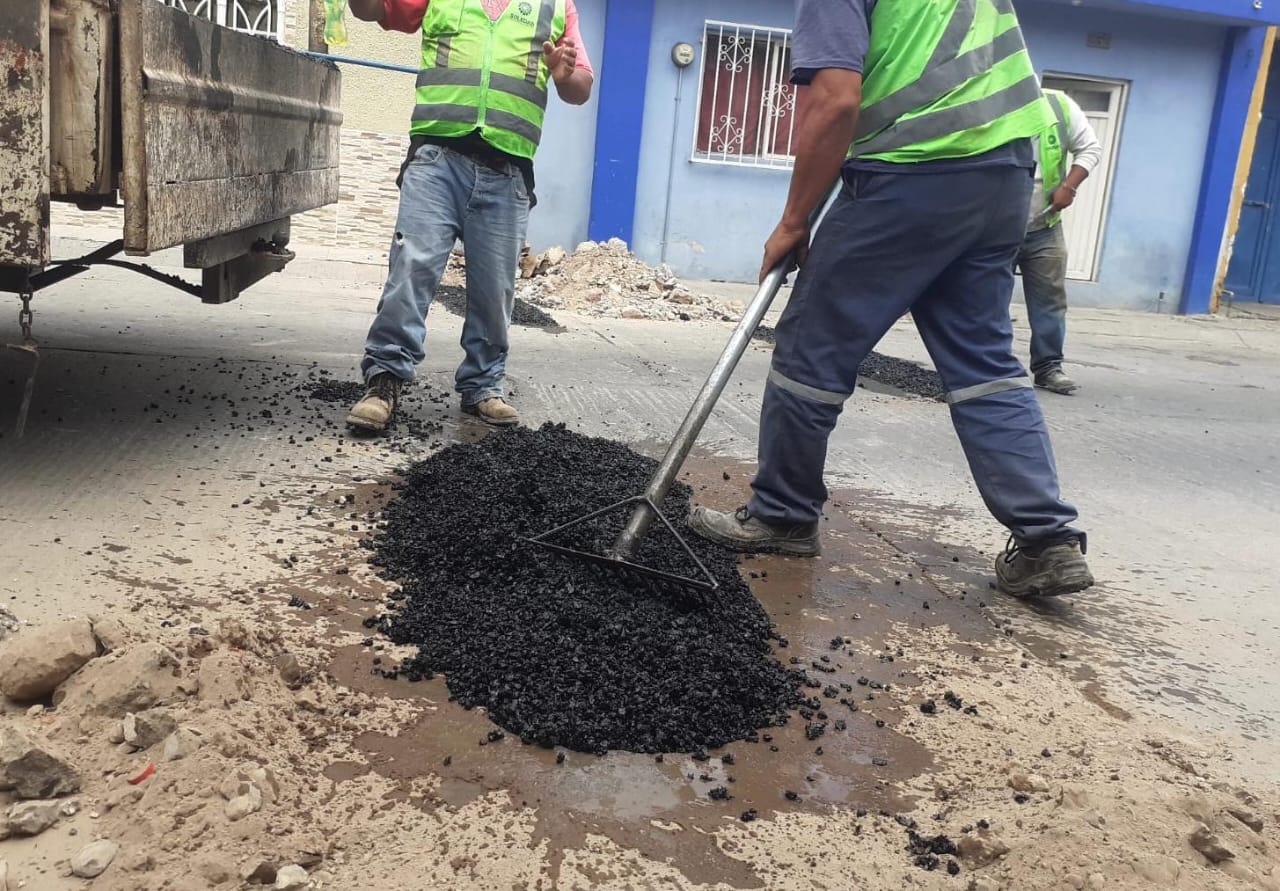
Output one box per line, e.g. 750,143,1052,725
1050,186,1076,212
544,38,577,84
760,219,810,283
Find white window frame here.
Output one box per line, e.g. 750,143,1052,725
162,0,286,42
691,20,797,171
1041,73,1129,282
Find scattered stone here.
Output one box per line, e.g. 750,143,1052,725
275,653,307,688
25,705,44,718
161,728,201,762
0,726,80,799
70,840,119,879
224,784,263,822
54,644,183,717
221,764,280,803
1134,854,1181,884
1189,824,1235,864
123,708,178,750
957,832,1011,867
198,650,253,707
1008,772,1050,793
274,864,309,890
0,619,98,701
88,616,131,654
1228,807,1265,833
1057,784,1094,811
6,800,61,836
243,860,279,884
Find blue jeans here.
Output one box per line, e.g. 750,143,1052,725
360,144,530,404
1016,224,1069,377
749,166,1082,547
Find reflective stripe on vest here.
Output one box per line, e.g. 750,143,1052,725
411,0,563,159
852,0,1052,162
1038,90,1071,228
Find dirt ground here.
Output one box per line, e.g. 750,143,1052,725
1,257,1279,890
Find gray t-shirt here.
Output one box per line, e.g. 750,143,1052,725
790,0,1031,172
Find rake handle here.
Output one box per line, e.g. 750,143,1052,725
608,186,837,562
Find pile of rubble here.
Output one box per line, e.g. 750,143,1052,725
510,238,745,322
0,614,365,889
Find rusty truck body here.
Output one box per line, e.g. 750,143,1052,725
0,0,342,305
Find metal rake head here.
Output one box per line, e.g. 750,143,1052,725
524,495,720,599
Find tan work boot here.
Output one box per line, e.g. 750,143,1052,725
462,396,519,427
346,372,403,433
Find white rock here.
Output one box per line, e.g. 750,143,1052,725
1008,772,1051,793
25,705,44,718
220,764,279,803
0,619,99,701
574,241,598,253
275,864,309,889
161,728,201,762
70,840,119,878
6,800,60,836
224,784,263,822
543,246,566,267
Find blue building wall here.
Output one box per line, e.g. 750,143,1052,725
1018,2,1227,311
616,0,1231,311
631,0,795,280
526,0,606,252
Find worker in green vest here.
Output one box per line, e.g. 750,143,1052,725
1017,87,1102,395
344,0,594,432
689,0,1096,600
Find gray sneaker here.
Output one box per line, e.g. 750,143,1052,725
688,506,820,557
996,537,1094,599
1035,368,1079,395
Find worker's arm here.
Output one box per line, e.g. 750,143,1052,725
348,0,383,23
544,38,593,105
1050,95,1103,211
760,68,862,281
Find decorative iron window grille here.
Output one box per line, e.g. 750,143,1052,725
162,0,285,42
692,21,796,169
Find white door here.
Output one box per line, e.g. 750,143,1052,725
1042,75,1128,282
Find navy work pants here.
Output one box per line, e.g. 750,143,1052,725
749,166,1082,546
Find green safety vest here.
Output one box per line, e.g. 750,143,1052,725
1038,89,1072,229
852,0,1054,163
412,0,566,160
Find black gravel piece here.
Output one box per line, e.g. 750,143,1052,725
307,379,365,403
435,284,560,329
907,830,959,872
371,423,805,754
752,326,943,399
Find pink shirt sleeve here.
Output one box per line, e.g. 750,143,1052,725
563,0,594,77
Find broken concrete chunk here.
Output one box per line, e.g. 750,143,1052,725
54,644,183,717
70,839,119,878
0,619,98,701
6,800,61,836
225,784,263,822
1228,807,1265,833
0,726,80,799
220,764,279,803
1190,823,1235,863
88,616,131,654
274,864,309,890
957,832,1011,867
161,728,201,762
1008,772,1050,793
123,709,178,750
1134,854,1181,884
198,650,253,707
